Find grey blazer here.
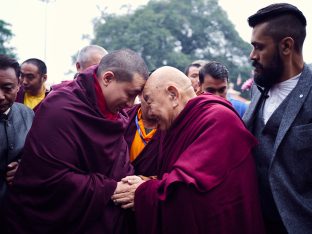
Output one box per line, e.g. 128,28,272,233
243,64,312,234
0,103,34,209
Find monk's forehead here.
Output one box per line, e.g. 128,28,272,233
143,79,157,94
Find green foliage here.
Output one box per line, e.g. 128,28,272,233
0,19,16,58
92,0,253,89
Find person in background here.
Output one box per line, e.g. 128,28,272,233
124,93,161,177
244,3,312,233
6,49,148,234
52,45,108,91
113,66,265,234
199,61,248,117
184,60,207,94
0,54,34,233
75,45,108,73
16,58,49,112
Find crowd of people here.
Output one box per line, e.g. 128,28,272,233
0,3,311,234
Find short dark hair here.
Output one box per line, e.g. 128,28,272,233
199,61,229,84
22,58,47,76
248,3,306,52
97,48,149,82
0,54,20,79
184,63,201,76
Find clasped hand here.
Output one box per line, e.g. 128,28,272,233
111,176,144,209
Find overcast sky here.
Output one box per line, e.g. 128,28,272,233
1,0,311,84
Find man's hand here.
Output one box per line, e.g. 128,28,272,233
112,176,144,209
6,161,19,185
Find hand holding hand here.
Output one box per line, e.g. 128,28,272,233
112,177,144,209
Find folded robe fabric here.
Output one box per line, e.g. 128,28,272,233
134,93,265,234
7,66,134,234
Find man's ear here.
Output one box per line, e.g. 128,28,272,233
167,85,179,107
280,37,294,55
16,82,20,92
102,71,115,86
42,74,47,82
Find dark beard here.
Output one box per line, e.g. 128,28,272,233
252,49,284,88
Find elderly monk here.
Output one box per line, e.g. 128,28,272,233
113,66,265,234
6,49,149,234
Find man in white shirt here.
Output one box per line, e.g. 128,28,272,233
243,3,312,234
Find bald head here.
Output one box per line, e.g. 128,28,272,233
143,66,196,130
76,45,108,72
147,66,193,92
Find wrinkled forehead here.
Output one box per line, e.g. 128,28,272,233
142,79,158,100
142,81,152,96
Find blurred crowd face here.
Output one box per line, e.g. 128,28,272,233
187,66,200,93
0,67,19,113
139,93,157,122
200,74,227,98
20,63,46,95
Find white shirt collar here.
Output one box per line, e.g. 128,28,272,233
263,73,301,124
4,107,11,115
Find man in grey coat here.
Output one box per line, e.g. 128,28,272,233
0,54,34,232
243,3,312,234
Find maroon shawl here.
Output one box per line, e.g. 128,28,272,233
124,104,163,176
7,66,134,234
134,93,265,234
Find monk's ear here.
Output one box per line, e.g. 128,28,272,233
102,71,115,86
76,62,81,71
167,85,179,108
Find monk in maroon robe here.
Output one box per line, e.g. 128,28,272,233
113,66,265,234
6,49,149,234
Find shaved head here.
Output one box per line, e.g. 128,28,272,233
76,45,108,72
143,66,196,130
147,66,192,91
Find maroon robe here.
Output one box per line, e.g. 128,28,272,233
7,66,134,234
124,104,163,176
134,93,265,234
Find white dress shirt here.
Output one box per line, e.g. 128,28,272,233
263,74,300,124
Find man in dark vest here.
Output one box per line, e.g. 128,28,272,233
243,3,312,233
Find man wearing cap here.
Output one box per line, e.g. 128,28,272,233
243,3,312,233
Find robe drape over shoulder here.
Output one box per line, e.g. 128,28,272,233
124,104,162,176
7,66,134,234
134,93,265,234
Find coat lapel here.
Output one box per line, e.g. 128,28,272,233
273,65,312,154
243,85,262,129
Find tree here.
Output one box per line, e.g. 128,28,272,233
0,19,16,57
92,0,252,89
